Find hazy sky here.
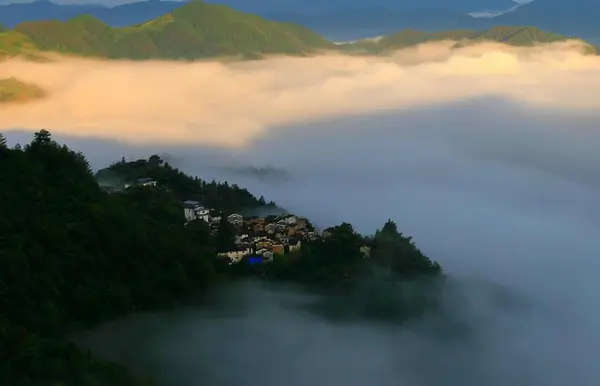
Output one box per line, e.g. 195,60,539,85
4,39,600,386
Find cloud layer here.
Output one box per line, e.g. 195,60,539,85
6,38,600,386
1,40,599,147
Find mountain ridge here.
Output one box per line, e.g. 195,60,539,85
4,1,333,60
0,0,594,63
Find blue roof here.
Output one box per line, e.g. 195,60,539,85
248,256,263,264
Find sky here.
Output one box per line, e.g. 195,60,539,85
3,39,600,386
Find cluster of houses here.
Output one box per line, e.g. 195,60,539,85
101,176,371,264
182,199,320,265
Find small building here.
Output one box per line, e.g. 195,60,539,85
227,213,243,226
183,200,210,222
271,243,285,255
360,245,371,258
283,215,297,225
288,238,302,252
263,251,274,261
124,177,157,189
264,223,277,234
217,245,252,263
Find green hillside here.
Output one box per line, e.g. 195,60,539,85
0,2,594,62
10,1,333,60
340,26,598,54
0,77,45,103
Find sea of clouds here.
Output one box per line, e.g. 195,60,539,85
4,40,600,386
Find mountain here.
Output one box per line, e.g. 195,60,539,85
264,0,600,42
6,1,332,60
340,26,597,54
490,0,600,37
0,0,526,29
0,0,187,28
265,8,477,41
3,0,599,42
0,2,592,67
266,0,517,14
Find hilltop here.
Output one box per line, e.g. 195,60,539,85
5,1,332,60
1,130,442,385
339,26,598,54
0,1,594,63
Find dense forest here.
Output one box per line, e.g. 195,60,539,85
0,130,443,386
95,155,276,215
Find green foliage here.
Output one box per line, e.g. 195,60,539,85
12,1,332,60
215,216,236,252
0,130,220,385
371,219,442,278
2,1,589,61
95,155,273,214
235,220,442,286
341,26,597,54
232,220,444,322
1,129,445,384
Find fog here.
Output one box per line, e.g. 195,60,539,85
1,40,599,147
5,39,600,386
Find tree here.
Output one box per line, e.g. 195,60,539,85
215,216,236,252
0,132,6,149
372,220,441,278
148,154,164,167
32,129,52,145
0,130,222,386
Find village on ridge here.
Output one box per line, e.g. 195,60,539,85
121,177,331,265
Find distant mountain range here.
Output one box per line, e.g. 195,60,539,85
0,0,189,28
1,1,596,103
0,0,596,62
0,0,597,41
0,1,332,61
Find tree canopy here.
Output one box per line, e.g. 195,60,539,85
1,130,444,385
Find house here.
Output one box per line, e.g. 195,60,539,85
256,239,273,249
264,223,277,234
288,238,302,252
234,234,249,245
217,245,252,263
124,177,157,189
227,213,243,226
360,246,371,258
271,244,285,254
283,215,297,225
183,200,210,222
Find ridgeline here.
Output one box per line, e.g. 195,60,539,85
0,130,442,385
0,0,594,63
0,1,595,104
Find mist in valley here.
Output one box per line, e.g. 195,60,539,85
3,39,600,386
